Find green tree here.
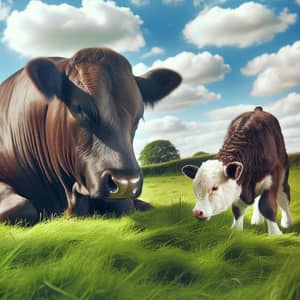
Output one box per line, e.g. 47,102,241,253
139,140,180,166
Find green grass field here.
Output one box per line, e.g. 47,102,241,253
0,168,299,300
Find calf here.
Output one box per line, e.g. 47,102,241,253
182,107,292,235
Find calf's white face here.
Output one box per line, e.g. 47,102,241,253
182,160,243,220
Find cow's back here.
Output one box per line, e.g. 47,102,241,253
218,108,288,181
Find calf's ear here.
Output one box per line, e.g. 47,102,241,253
135,68,182,106
26,58,64,99
182,165,199,179
224,162,243,181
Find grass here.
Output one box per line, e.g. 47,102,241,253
0,167,299,300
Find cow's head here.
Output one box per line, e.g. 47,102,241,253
25,47,181,200
182,160,243,220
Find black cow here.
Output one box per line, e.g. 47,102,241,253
0,47,181,224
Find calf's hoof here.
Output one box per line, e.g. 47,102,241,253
280,215,293,229
251,215,265,225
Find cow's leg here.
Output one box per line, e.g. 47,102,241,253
277,176,292,229
133,199,154,211
251,196,265,225
258,183,282,235
92,199,136,216
231,199,248,231
0,182,38,225
92,198,153,216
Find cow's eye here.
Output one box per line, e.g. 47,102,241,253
212,186,218,192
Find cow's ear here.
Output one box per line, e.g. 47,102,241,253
135,69,182,105
224,162,243,181
182,165,199,179
26,58,63,99
26,58,99,122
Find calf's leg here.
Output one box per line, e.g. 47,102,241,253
232,199,248,231
0,182,38,225
258,184,282,235
277,177,292,228
251,196,265,225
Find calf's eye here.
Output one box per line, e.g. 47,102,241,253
212,186,218,192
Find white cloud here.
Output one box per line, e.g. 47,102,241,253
280,113,300,129
205,93,300,121
130,0,149,5
133,62,149,75
205,104,255,121
241,41,300,96
267,93,300,116
163,0,184,4
135,97,300,158
0,0,12,21
2,0,145,57
135,116,227,157
296,0,300,5
134,51,229,112
140,115,227,135
142,46,165,58
152,84,220,112
193,0,227,8
151,51,230,84
193,0,201,6
183,2,296,48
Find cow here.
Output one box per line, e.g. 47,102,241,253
182,107,292,235
0,47,181,224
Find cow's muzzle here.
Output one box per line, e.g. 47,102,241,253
90,170,143,200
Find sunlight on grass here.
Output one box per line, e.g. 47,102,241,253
0,167,299,299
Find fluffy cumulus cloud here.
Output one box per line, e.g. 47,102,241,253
241,41,300,96
206,93,300,120
151,51,230,84
133,51,229,112
135,116,227,157
0,0,12,21
183,2,296,48
2,0,145,57
135,95,300,157
142,46,165,58
154,84,221,111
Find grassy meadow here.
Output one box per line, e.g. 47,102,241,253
0,167,299,300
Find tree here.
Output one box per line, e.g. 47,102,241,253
139,140,180,166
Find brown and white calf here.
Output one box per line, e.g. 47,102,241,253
182,107,292,235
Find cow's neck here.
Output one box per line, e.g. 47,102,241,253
44,99,78,191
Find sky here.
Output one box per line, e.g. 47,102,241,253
0,0,299,158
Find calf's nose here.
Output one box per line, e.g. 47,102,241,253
193,209,205,218
102,170,143,199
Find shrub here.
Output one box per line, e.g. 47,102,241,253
192,151,209,157
142,154,214,176
139,140,180,166
142,152,300,177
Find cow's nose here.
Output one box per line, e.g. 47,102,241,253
101,170,143,199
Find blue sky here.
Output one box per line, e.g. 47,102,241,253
0,0,299,157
